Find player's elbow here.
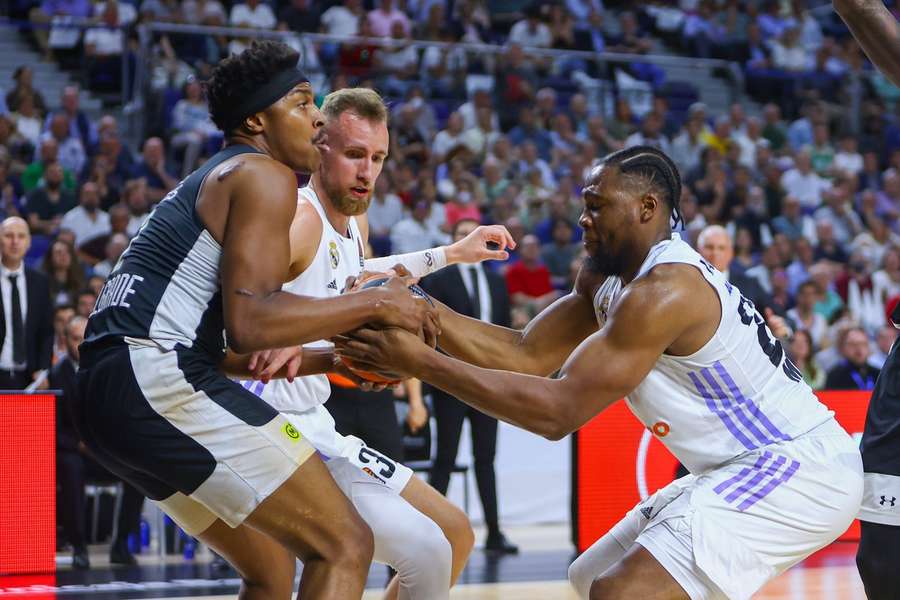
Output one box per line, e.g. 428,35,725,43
225,322,258,355
539,412,575,441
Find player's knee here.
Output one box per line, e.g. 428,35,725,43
442,503,475,559
402,517,453,575
335,515,375,572
238,551,296,597
568,554,595,599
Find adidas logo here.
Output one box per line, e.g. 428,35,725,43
640,506,653,520
327,279,338,290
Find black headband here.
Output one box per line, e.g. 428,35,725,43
222,66,309,132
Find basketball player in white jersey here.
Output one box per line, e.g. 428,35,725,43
336,145,864,600
233,88,514,600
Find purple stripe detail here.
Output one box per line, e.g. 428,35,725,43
724,452,777,503
701,368,776,447
713,362,793,442
688,371,758,450
712,452,771,495
737,459,800,511
253,380,266,396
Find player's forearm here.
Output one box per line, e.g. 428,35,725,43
226,290,382,353
412,348,584,440
834,0,900,86
364,246,448,278
432,300,548,374
221,346,336,378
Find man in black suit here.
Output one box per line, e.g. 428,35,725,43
697,224,772,311
50,315,146,568
0,217,53,389
420,218,518,554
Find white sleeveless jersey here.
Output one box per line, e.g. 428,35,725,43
256,186,366,413
594,234,834,474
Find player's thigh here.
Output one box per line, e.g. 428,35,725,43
244,451,374,562
198,518,296,596
590,543,690,600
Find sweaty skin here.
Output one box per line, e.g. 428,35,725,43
833,0,900,86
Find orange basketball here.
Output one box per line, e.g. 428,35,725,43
338,277,433,385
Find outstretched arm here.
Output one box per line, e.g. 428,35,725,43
363,225,516,277
425,266,602,376
336,265,703,439
834,0,900,86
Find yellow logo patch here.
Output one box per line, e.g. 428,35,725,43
282,422,302,442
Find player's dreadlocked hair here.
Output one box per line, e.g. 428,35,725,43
601,145,684,228
205,41,301,134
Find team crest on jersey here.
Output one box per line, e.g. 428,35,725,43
329,241,340,269
596,295,612,325
652,421,670,437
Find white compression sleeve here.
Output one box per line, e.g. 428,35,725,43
364,246,448,278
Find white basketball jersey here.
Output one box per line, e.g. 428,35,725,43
594,234,834,474
257,186,366,413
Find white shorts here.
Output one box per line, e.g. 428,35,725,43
859,471,900,526
610,420,862,600
284,404,414,494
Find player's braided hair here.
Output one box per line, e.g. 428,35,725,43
602,145,684,228
204,41,301,134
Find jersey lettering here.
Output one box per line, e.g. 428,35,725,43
736,294,802,382
92,273,145,315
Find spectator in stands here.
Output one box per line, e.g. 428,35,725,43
683,0,725,58
41,113,86,178
28,0,93,61
813,221,848,267
10,93,42,150
0,158,20,222
505,233,560,317
22,138,76,193
788,280,828,348
826,326,880,390
789,329,826,390
120,178,149,236
25,161,75,237
781,149,831,211
74,289,96,319
757,0,788,40
770,25,808,74
509,3,552,48
834,133,864,176
377,21,420,97
182,0,227,25
761,103,788,152
59,182,110,248
321,0,363,37
51,304,74,365
46,86,97,154
698,224,771,310
496,44,540,126
0,217,53,389
809,261,844,320
88,131,134,198
463,106,500,161
170,77,217,178
700,115,734,157
516,141,556,190
541,219,578,289
366,175,403,257
432,112,466,165
92,232,128,279
809,124,835,175
229,0,275,29
746,243,781,295
42,238,84,307
734,117,766,169
786,237,817,298
390,199,449,254
368,0,411,37
815,179,863,246
132,137,177,203
772,195,816,242
279,0,320,33
6,67,47,118
870,325,898,369
84,1,128,93
139,0,181,23
625,112,672,156
873,246,900,306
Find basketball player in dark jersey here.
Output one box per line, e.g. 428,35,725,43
832,2,900,597
76,41,434,599
857,305,900,599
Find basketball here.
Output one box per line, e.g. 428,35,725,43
339,277,434,384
